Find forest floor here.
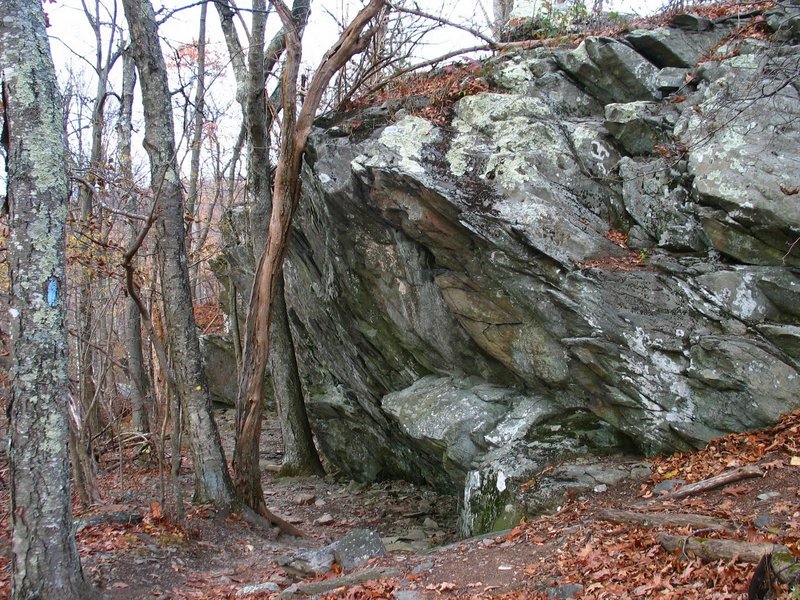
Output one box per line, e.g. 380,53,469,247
0,407,799,599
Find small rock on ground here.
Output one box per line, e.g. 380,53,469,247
547,583,585,598
236,581,281,596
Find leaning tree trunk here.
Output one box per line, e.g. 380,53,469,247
121,0,236,508
234,0,322,499
235,0,385,510
0,1,93,597
257,0,324,479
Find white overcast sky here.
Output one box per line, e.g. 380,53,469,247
42,0,662,175
46,0,663,77
0,0,662,196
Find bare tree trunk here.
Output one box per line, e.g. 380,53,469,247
234,0,385,510
493,0,514,37
258,0,324,480
271,275,324,477
118,47,152,435
0,0,94,596
186,0,208,295
233,0,271,510
72,0,124,490
121,0,237,509
213,0,322,503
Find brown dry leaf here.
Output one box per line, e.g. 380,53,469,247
577,542,594,559
434,582,456,592
722,484,749,496
790,456,800,466
780,185,799,196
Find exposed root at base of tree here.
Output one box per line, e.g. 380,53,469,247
240,504,305,539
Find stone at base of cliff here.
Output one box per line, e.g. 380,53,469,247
459,411,647,536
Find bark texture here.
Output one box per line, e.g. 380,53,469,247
234,0,385,509
120,0,236,508
0,0,92,597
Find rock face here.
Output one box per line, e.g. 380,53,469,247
216,6,800,536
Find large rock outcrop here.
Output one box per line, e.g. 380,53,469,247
216,4,800,535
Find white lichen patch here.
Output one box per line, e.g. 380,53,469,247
447,94,556,191
732,273,761,319
494,59,536,92
353,116,439,177
619,325,696,432
569,124,616,177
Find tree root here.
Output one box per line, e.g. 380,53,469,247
598,509,735,531
654,465,763,501
658,533,799,582
240,505,305,539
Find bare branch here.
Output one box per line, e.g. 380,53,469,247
387,1,496,46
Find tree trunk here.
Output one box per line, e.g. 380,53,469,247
232,0,271,511
121,0,236,509
234,0,385,509
186,0,208,295
493,0,514,38
271,274,324,477
258,0,323,480
72,0,123,494
231,0,323,506
118,47,152,435
0,1,93,597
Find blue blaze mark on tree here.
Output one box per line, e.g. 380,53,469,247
47,277,58,307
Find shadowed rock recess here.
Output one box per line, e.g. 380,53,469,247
213,3,800,536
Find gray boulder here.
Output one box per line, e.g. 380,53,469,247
656,67,691,94
199,334,239,407
670,13,714,31
604,101,670,155
626,24,728,68
280,529,386,577
618,157,705,250
211,15,800,538
334,529,386,572
556,37,661,104
676,49,800,266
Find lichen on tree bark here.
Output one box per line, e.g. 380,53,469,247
0,0,94,597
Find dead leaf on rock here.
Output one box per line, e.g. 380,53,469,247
780,185,799,196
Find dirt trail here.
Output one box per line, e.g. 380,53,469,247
1,408,798,599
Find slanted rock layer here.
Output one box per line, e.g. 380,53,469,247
212,2,800,535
